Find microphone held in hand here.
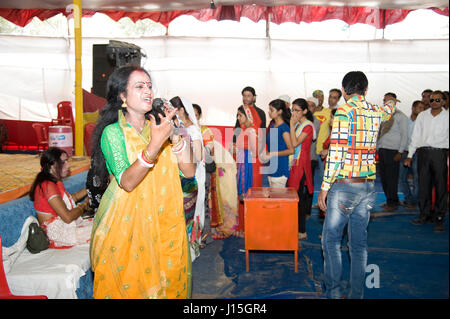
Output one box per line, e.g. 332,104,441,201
147,98,180,135
146,98,166,125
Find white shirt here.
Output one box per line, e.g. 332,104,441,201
377,110,409,153
408,108,449,158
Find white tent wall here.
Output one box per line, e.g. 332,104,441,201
0,35,73,121
0,34,448,125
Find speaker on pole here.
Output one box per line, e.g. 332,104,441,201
92,40,144,98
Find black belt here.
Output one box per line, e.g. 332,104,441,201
418,147,448,151
335,178,374,184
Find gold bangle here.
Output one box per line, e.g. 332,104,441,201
143,149,157,162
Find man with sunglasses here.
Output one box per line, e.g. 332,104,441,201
405,90,449,233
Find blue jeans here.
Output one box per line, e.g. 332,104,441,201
316,154,325,182
321,181,376,299
398,153,418,205
261,162,270,187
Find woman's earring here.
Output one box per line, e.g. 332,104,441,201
122,99,127,108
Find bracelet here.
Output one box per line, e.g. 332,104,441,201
172,139,186,154
171,138,184,152
171,138,183,149
141,150,155,165
143,149,157,163
170,136,181,146
137,151,155,168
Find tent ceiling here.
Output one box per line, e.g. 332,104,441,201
1,0,449,11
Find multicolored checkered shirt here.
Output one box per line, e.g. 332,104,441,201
321,95,396,191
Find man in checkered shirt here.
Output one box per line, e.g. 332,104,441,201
318,71,397,299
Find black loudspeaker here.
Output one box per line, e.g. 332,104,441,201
92,44,114,99
92,41,143,98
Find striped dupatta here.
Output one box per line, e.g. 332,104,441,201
292,120,316,161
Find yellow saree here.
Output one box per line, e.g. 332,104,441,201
90,111,191,299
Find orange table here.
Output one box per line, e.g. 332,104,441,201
244,187,300,272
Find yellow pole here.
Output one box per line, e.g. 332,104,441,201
73,0,83,156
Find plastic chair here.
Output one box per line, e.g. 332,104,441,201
52,101,76,147
51,101,74,129
31,123,48,152
0,236,48,299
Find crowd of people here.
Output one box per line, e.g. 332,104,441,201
28,67,448,299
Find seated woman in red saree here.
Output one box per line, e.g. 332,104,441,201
30,147,92,248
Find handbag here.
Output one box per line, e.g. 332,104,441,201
26,222,50,254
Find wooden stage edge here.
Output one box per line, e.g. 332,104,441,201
0,164,90,205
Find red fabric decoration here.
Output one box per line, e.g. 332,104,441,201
97,10,189,27
0,8,66,27
269,6,413,29
0,6,448,29
432,7,449,16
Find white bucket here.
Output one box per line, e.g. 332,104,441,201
49,125,73,156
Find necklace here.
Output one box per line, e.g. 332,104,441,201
128,119,146,133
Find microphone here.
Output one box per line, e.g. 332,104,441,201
146,98,180,135
147,98,165,125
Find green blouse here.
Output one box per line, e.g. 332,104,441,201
100,111,150,185
101,122,130,185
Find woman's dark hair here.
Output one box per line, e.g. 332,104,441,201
169,96,185,111
269,98,291,126
88,66,151,197
237,105,246,117
170,96,190,122
342,71,368,95
292,98,314,123
192,104,202,116
29,147,67,201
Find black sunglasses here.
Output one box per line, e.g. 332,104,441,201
430,98,441,103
